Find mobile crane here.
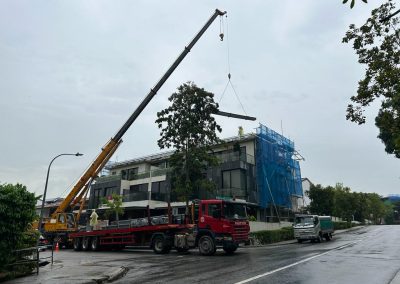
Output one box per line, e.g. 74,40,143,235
39,9,255,246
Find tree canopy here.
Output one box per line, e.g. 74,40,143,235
342,0,368,9
155,82,222,203
0,183,37,272
101,193,124,222
307,182,390,224
343,0,400,157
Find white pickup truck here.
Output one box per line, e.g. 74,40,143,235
293,214,334,243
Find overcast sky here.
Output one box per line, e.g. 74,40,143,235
1,1,398,199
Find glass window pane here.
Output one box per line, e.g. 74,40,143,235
231,170,241,189
222,171,230,188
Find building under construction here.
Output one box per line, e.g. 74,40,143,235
89,123,304,221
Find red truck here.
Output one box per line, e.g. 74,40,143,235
70,199,250,256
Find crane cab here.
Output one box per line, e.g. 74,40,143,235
44,212,77,232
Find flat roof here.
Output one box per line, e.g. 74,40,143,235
107,133,256,170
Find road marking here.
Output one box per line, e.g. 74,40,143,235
234,240,363,284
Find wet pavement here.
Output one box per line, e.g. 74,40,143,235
7,225,400,284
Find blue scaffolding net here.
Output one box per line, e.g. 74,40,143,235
256,123,303,209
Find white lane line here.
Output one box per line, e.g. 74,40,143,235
234,240,363,284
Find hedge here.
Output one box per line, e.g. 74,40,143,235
250,227,294,245
333,221,362,230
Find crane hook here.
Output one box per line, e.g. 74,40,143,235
219,33,224,41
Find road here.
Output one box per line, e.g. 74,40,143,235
10,225,400,284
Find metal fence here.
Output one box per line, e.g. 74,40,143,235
6,247,39,275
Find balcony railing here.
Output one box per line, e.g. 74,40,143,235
95,174,122,183
123,192,149,202
216,152,255,165
127,168,170,181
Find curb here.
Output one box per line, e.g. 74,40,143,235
90,266,128,284
108,266,128,282
247,226,366,247
333,225,365,235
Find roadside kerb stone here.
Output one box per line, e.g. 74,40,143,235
107,266,128,282
82,266,128,284
247,225,366,247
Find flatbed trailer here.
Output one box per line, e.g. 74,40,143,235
70,199,250,255
70,222,193,252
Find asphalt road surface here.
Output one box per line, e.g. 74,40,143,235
114,225,400,284
11,225,400,284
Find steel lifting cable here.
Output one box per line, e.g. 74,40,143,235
218,14,248,116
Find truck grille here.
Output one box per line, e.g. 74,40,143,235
232,224,249,241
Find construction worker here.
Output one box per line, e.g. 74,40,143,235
90,209,98,230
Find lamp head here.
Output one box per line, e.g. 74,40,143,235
75,152,83,156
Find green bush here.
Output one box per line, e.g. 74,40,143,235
0,183,38,278
250,227,294,245
248,215,257,222
333,221,359,230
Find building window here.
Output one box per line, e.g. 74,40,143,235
125,183,148,201
93,188,101,208
151,161,166,169
104,187,116,198
222,169,242,189
221,169,247,199
121,167,139,180
151,181,167,201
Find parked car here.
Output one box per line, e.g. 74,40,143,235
38,235,49,251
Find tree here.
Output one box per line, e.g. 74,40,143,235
352,192,370,222
366,193,387,224
155,82,222,206
101,193,124,222
342,0,368,9
307,184,335,216
0,183,37,272
343,0,400,157
333,183,356,222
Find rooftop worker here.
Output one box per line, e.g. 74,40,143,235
90,209,99,229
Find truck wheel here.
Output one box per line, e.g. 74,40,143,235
297,239,303,243
82,237,91,251
223,244,238,254
152,235,171,254
91,237,100,251
316,234,322,243
198,235,216,256
325,234,331,241
73,238,82,251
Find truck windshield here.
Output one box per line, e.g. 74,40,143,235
295,217,314,225
223,203,247,220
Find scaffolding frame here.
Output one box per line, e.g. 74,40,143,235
256,123,303,211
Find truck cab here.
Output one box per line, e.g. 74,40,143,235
193,199,250,255
293,214,334,243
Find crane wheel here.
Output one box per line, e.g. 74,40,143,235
91,237,100,251
73,238,82,251
82,237,91,251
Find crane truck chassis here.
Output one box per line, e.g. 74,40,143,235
70,199,250,255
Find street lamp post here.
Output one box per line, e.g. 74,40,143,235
38,152,83,234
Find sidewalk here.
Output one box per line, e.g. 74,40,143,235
6,252,128,284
